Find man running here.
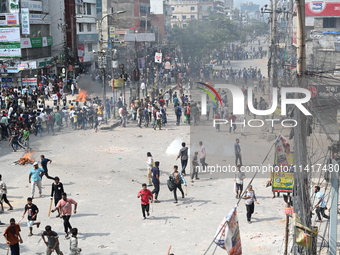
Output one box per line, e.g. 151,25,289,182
170,165,187,203
137,183,153,220
51,193,78,238
41,225,63,255
3,218,23,255
22,197,41,236
40,155,55,180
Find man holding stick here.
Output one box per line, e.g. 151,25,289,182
3,218,23,255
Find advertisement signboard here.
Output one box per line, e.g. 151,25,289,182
305,0,340,16
0,27,20,43
21,36,53,48
21,8,30,34
0,13,19,26
22,77,37,87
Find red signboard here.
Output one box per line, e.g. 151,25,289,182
306,1,340,16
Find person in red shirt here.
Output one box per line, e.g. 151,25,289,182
214,111,220,132
137,183,153,220
228,112,237,133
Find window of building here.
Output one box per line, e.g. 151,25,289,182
190,7,195,11
172,15,177,19
171,7,174,11
182,15,186,19
323,18,336,28
87,23,91,32
183,24,187,27
88,43,92,52
77,4,84,15
78,23,84,32
191,15,195,19
86,3,91,15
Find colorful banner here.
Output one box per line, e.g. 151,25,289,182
0,27,20,43
272,136,294,192
0,13,19,26
109,27,115,38
22,78,37,87
214,207,242,255
21,8,30,34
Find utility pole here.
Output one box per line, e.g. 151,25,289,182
270,0,278,133
329,154,339,255
293,0,311,254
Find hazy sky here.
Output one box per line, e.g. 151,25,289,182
235,0,269,9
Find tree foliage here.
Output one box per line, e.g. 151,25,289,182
168,16,268,63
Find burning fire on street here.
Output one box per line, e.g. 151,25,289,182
14,151,36,165
75,90,88,102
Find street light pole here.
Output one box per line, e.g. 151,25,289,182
97,10,126,123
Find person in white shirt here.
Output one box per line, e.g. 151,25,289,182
140,82,146,97
314,186,329,222
164,92,170,107
199,141,208,169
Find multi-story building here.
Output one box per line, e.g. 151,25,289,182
150,0,172,43
0,0,53,87
170,0,199,28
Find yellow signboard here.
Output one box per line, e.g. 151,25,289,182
113,79,124,88
109,27,115,38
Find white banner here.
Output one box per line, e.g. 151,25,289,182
21,8,30,35
21,38,32,48
214,207,242,255
0,13,19,26
155,52,162,63
21,1,43,11
0,48,21,57
0,27,20,43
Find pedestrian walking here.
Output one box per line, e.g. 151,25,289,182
314,186,329,222
234,138,242,165
234,165,246,198
29,162,44,198
170,165,187,203
151,161,160,203
146,152,154,187
190,151,199,182
199,141,208,169
242,185,259,223
228,112,236,133
0,174,14,211
40,155,55,180
69,228,81,255
51,177,64,217
137,183,153,220
41,225,63,255
175,104,182,126
51,193,78,238
176,142,188,175
22,197,41,236
3,218,23,255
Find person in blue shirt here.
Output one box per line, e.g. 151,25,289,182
151,161,161,203
314,186,329,222
29,162,45,198
40,155,55,180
